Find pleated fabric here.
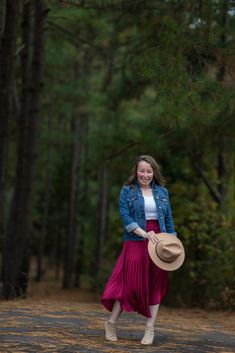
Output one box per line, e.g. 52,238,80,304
101,220,169,318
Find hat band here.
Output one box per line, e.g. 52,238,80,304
155,241,181,263
156,251,174,264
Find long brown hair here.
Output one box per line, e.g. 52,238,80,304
126,155,165,186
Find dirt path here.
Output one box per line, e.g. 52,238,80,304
0,297,235,353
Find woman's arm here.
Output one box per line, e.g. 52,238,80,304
132,226,147,238
133,227,158,243
119,186,140,233
119,186,159,243
164,189,177,236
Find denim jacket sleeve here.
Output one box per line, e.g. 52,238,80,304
119,186,139,233
162,188,177,236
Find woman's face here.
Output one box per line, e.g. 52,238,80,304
137,160,154,188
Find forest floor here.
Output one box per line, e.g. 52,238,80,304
0,277,235,353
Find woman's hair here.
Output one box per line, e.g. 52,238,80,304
126,155,165,186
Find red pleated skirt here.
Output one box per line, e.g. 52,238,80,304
101,220,169,318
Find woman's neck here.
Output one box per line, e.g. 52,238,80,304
141,185,153,196
141,185,152,190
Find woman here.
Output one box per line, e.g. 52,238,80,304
101,155,177,345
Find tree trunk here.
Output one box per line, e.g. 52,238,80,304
0,0,19,282
216,0,228,211
2,0,47,299
63,115,82,289
63,53,90,289
36,116,52,282
217,137,226,210
92,36,115,284
94,164,109,281
75,115,89,288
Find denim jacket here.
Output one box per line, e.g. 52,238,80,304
119,181,177,241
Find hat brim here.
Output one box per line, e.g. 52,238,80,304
147,233,185,271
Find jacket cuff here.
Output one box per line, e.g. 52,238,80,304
125,222,139,233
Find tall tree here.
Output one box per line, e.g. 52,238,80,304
63,106,82,289
2,0,48,299
63,53,90,289
36,117,53,282
94,164,109,281
0,0,19,280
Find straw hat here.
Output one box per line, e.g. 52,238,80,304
147,233,185,271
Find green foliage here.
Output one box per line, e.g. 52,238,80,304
43,0,235,308
3,0,235,308
166,176,235,309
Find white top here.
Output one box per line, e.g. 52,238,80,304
143,195,158,220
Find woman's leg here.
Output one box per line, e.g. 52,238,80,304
105,300,122,341
109,300,122,323
146,304,159,327
141,304,159,345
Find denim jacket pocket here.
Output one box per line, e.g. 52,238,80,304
127,196,138,209
159,197,168,214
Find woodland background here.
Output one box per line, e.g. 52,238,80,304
0,0,234,309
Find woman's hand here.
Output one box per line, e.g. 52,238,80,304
146,231,158,244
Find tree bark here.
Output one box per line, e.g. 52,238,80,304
0,0,19,282
217,137,226,210
35,114,53,282
94,164,109,281
216,0,228,211
92,33,116,283
2,0,48,299
75,115,89,288
63,52,90,289
63,114,82,289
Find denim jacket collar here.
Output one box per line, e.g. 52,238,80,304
135,180,160,193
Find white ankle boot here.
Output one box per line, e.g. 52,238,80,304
105,320,118,341
141,325,154,345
